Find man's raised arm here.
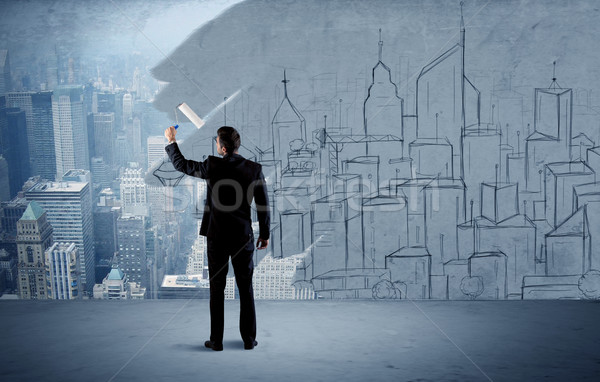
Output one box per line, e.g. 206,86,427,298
164,126,208,179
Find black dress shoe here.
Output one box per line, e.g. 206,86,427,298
204,340,223,351
244,340,258,350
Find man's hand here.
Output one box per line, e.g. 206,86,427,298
256,238,269,250
164,126,177,143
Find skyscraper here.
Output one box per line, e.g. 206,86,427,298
91,112,115,169
114,134,130,168
45,242,80,299
0,157,9,201
2,108,31,199
131,117,142,164
93,204,119,263
31,92,57,180
120,163,147,216
93,91,123,130
52,86,89,179
0,50,11,94
122,93,133,126
90,157,112,190
16,201,54,299
24,174,95,295
147,136,167,169
116,214,147,288
6,91,56,180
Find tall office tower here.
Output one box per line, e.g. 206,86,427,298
67,57,77,84
132,67,142,99
32,92,56,179
0,157,9,201
52,86,89,179
147,136,167,168
45,242,80,299
16,201,54,299
6,91,56,179
0,97,6,201
120,163,147,216
130,117,142,164
93,205,119,263
93,91,123,130
45,49,59,90
6,92,44,179
24,175,95,296
86,113,96,159
122,93,133,126
114,134,130,168
116,214,148,288
0,50,11,94
91,112,115,165
147,186,166,229
90,157,112,190
1,108,31,199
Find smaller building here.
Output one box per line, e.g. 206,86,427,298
93,267,145,300
16,201,53,299
45,242,80,300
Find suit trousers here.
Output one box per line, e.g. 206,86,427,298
206,237,256,345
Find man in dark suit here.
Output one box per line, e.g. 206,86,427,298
164,125,270,351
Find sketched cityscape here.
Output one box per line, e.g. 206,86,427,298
153,4,600,301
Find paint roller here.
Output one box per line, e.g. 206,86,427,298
173,102,205,130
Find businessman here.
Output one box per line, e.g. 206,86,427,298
164,125,270,351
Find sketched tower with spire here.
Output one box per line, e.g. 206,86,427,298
415,2,481,181
271,70,307,161
363,29,404,144
525,62,574,191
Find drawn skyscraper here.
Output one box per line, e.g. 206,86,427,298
415,4,480,180
525,68,573,191
271,71,306,161
362,29,404,182
363,29,404,144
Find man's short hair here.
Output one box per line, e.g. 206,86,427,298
217,126,241,153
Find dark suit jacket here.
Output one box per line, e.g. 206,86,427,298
165,142,270,246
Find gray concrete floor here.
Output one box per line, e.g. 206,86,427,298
0,299,599,381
